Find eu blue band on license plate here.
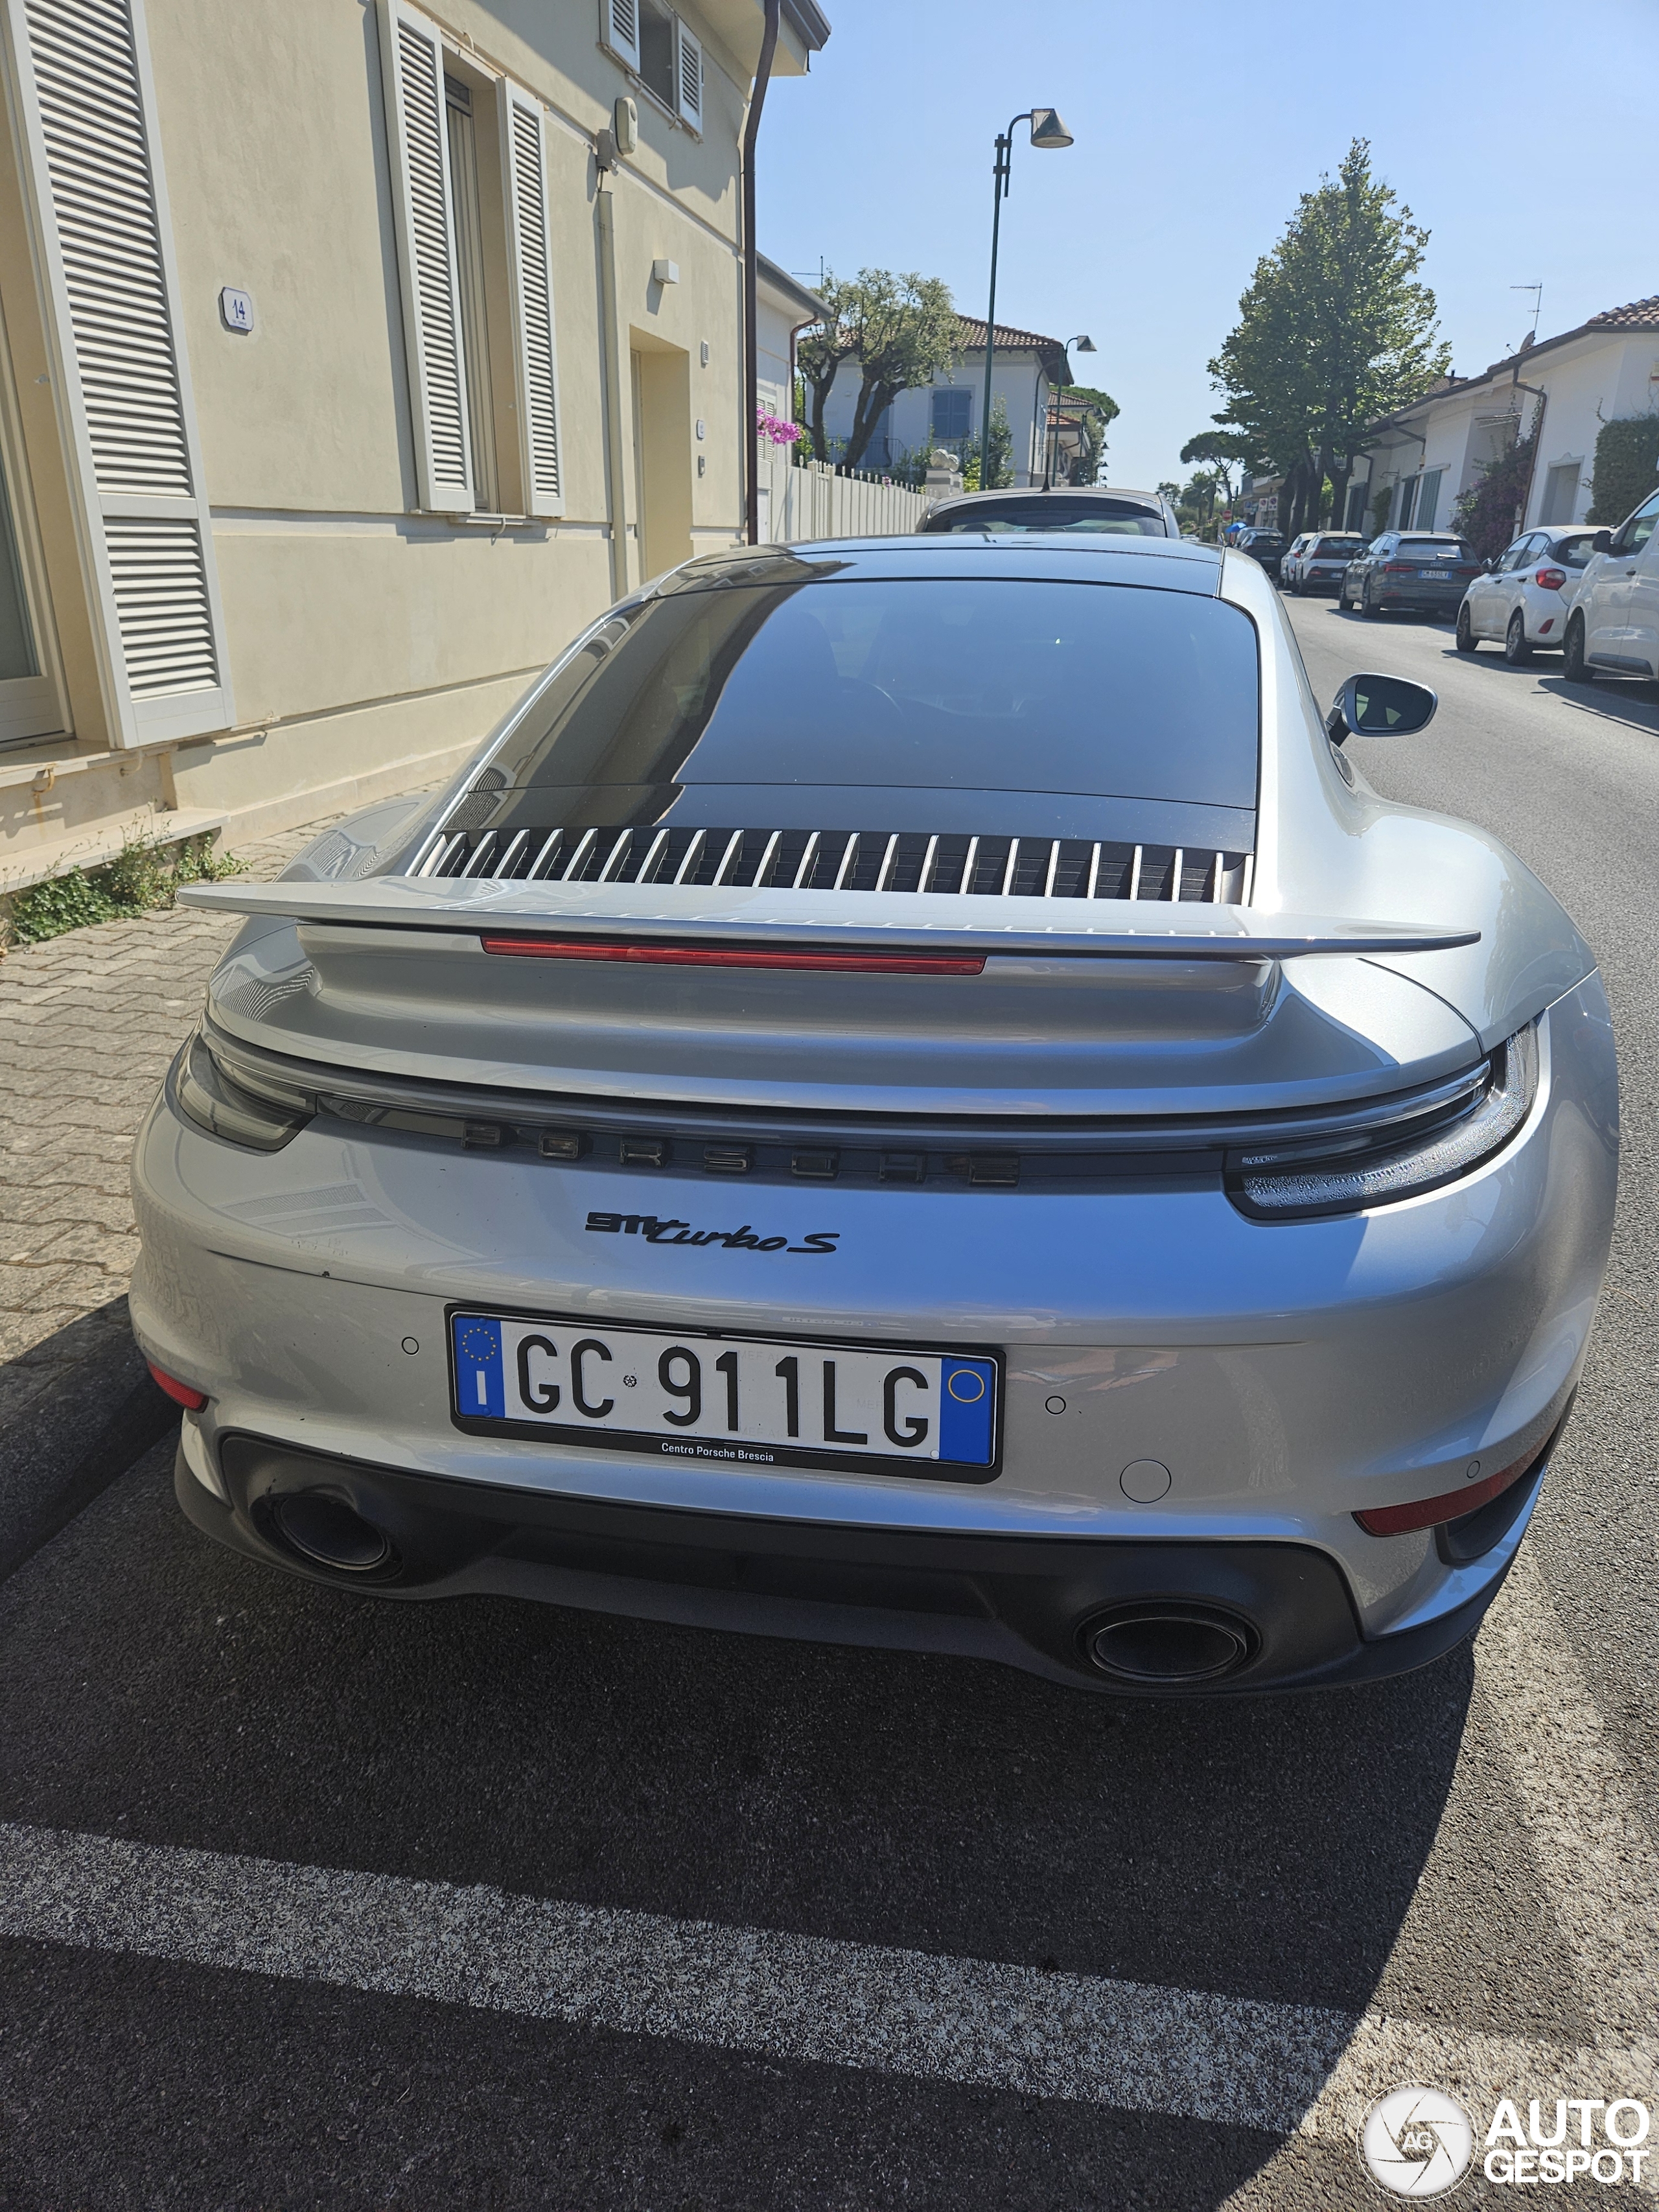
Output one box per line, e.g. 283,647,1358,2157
448,1310,1001,1480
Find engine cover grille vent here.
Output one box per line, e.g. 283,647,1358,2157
408,825,1252,904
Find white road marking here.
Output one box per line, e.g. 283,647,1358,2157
1,1821,1653,2139
1472,1548,1659,2045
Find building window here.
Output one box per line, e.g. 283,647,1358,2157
603,0,703,128
638,0,675,108
932,388,972,442
380,3,564,519
1417,467,1443,531
444,75,500,514
1397,474,1419,529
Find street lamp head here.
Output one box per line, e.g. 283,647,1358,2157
1028,108,1073,149
1072,334,1096,353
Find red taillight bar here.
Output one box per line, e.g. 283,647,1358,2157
148,1361,209,1412
1354,1441,1545,1537
1534,567,1566,590
480,935,985,975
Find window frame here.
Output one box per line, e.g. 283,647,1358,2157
601,0,705,134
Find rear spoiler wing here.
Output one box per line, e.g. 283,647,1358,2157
178,878,1479,961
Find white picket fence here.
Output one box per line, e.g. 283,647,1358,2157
756,444,934,544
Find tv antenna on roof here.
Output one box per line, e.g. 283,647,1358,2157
1511,283,1543,344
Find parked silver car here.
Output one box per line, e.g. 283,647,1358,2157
132,536,1617,1697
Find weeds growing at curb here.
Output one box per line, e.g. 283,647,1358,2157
5,833,246,948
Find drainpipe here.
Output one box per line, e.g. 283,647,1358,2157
1510,373,1548,530
594,151,631,601
741,0,782,545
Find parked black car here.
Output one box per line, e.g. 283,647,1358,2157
1233,528,1286,578
1340,533,1482,619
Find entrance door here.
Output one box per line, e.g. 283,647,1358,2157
629,341,692,583
0,453,62,747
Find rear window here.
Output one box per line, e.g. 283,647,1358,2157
1399,537,1476,561
1552,534,1598,568
924,497,1168,537
1312,537,1362,559
498,579,1259,808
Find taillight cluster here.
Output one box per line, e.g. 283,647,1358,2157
1534,566,1567,591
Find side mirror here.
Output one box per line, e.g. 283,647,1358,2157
1592,530,1613,553
1482,557,1496,572
1326,672,1438,747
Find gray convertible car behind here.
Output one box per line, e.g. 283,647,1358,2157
131,533,1617,1695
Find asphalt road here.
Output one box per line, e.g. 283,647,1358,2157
0,596,1654,2210
1286,590,1659,1805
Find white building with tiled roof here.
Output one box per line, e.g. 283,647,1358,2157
815,314,1083,484
1350,297,1659,537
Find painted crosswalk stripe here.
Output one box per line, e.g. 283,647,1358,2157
0,1821,1652,2139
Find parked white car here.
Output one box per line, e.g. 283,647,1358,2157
1456,528,1601,663
1562,489,1659,684
1281,531,1365,596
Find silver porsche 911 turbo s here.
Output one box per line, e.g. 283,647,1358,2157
132,533,1618,1696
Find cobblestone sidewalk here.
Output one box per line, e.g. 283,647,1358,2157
0,811,399,1430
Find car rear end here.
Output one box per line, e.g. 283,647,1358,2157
1374,535,1481,615
131,542,1616,1697
1302,535,1363,594
1523,531,1599,645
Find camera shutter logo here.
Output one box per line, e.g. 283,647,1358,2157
1360,2087,1474,2198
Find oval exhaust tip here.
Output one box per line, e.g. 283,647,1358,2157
1083,1605,1255,1685
271,1491,393,1574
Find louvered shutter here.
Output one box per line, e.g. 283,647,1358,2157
377,0,474,514
674,19,703,129
601,0,640,70
498,84,563,518
0,0,233,745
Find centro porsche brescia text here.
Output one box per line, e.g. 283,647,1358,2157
585,1212,839,1253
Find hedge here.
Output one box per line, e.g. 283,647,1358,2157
1588,415,1659,526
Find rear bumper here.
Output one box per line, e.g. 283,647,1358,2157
174,1427,1548,1697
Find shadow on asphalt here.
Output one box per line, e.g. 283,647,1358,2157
0,1447,1511,2206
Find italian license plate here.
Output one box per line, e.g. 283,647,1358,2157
448,1310,1002,1480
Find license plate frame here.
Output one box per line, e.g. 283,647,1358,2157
446,1305,1004,1482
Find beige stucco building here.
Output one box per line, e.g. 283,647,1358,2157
0,0,828,894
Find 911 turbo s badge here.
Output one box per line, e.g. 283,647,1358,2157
586,1210,839,1254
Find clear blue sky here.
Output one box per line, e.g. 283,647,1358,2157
759,0,1658,491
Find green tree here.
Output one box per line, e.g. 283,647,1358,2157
1178,429,1260,504
796,269,958,470
1209,140,1448,535
1050,384,1119,485
961,395,1014,491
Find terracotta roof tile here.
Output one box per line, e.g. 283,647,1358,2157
1586,295,1659,331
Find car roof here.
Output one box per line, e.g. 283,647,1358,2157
659,535,1222,598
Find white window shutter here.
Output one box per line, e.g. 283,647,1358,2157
0,0,233,745
376,0,474,514
498,84,564,518
675,18,703,127
601,0,640,70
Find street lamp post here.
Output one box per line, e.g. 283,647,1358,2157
1044,333,1095,488
979,108,1073,491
